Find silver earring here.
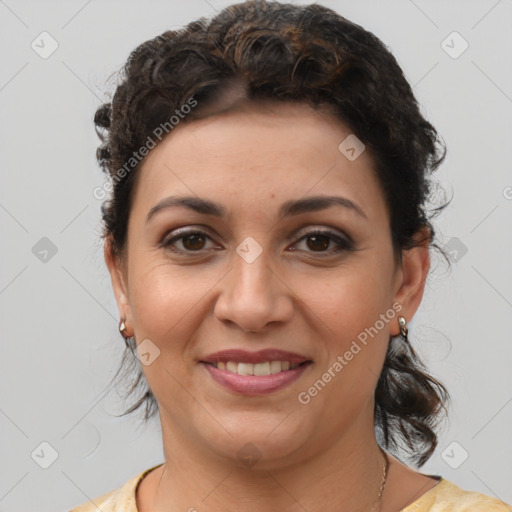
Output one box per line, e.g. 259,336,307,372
398,316,408,342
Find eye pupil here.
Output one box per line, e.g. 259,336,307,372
306,234,330,251
183,234,205,250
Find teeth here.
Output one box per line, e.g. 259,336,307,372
226,361,237,373
254,362,270,376
211,360,302,375
237,362,253,376
269,361,281,374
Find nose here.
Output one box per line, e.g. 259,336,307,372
213,246,294,333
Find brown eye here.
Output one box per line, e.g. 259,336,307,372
162,229,215,253
305,234,331,252
292,229,353,255
161,228,353,257
181,233,207,251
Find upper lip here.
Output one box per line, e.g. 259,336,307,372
201,349,312,365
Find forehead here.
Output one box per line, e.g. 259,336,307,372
130,102,387,223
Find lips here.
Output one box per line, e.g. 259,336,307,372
200,348,311,365
199,348,313,395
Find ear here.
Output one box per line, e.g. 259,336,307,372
390,226,431,336
104,236,132,335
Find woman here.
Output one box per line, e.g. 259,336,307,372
70,1,511,511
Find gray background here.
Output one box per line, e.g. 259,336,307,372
1,0,511,510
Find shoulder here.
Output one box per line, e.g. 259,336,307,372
66,464,163,512
402,478,512,512
67,487,119,512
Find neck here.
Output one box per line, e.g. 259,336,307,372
151,408,388,512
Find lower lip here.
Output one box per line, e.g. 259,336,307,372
202,362,312,395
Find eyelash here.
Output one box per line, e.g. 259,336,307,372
160,228,354,257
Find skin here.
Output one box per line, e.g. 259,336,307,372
105,101,440,512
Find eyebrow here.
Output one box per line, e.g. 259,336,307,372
146,194,367,224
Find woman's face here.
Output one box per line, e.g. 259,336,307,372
106,101,428,468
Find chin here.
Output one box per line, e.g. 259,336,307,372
204,414,312,470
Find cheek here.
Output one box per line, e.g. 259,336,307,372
126,262,210,404
296,259,394,338
128,259,192,342
128,256,224,353
295,257,393,398
301,279,391,420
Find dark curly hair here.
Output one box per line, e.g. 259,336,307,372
95,0,451,467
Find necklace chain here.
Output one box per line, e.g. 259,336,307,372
370,448,390,512
154,449,390,511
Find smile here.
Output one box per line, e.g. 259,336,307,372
207,360,305,375
201,360,313,395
